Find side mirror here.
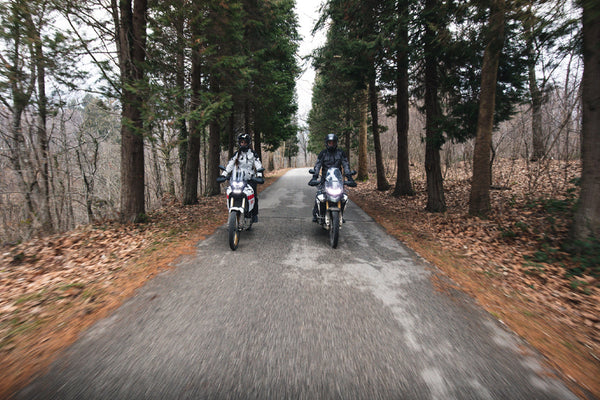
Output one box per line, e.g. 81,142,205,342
308,179,319,187
257,167,265,173
218,165,227,171
347,170,357,176
252,176,265,184
308,169,315,175
345,180,357,188
216,176,227,183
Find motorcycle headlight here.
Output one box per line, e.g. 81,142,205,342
326,187,343,197
232,181,244,193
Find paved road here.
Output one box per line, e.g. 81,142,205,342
17,169,577,400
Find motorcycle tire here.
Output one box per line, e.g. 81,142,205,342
329,210,340,248
228,211,240,250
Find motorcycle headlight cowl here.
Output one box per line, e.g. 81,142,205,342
231,181,244,194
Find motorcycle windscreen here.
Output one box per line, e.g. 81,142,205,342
325,168,344,198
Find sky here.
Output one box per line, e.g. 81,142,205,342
294,0,327,128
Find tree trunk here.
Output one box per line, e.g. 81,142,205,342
369,78,390,191
357,89,369,181
571,0,600,240
175,11,188,188
393,0,414,197
11,108,36,223
424,0,446,213
529,74,544,161
183,37,202,204
205,117,221,196
228,105,236,160
267,152,274,171
118,0,148,222
525,5,544,162
469,0,505,216
33,23,54,233
151,139,164,201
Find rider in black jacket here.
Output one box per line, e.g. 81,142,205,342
309,133,355,221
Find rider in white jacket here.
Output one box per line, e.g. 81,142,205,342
223,132,264,222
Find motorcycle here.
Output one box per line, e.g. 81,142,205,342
217,166,265,250
308,167,356,248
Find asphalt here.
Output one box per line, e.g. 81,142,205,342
16,168,578,400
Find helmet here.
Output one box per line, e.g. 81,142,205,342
238,132,251,151
325,133,338,151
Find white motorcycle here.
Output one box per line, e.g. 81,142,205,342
217,166,265,250
309,167,356,248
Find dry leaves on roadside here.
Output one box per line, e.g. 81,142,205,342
348,159,598,359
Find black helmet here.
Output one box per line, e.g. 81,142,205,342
325,133,338,151
238,132,251,151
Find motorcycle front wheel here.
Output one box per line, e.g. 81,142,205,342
228,211,240,250
329,210,340,248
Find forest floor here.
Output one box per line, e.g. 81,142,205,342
0,160,598,399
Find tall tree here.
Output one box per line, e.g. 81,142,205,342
524,2,544,161
28,3,53,232
309,18,362,161
312,0,391,184
369,79,390,190
422,0,446,212
146,0,191,190
183,3,203,205
114,0,148,222
204,0,244,196
391,0,414,196
362,0,390,191
469,0,506,216
571,0,600,240
246,0,300,161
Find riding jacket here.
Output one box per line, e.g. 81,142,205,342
313,148,351,178
224,148,263,181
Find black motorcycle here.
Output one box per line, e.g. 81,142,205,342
309,167,356,248
217,166,265,250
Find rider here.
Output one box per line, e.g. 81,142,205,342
222,132,264,222
309,133,355,222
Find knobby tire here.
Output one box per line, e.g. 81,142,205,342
228,211,240,250
329,210,340,248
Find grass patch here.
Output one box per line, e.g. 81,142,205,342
59,283,85,291
14,290,47,305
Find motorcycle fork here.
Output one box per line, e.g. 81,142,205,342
230,196,247,214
